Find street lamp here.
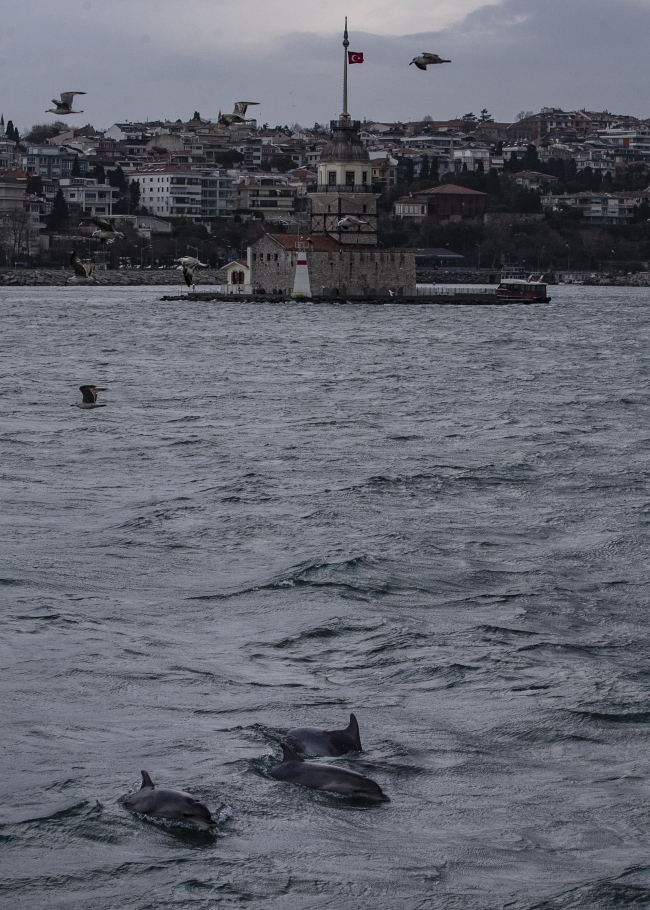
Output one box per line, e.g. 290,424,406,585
610,249,615,274
187,245,199,258
476,242,481,270
565,243,571,273
140,245,151,269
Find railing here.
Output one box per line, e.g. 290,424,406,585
307,184,379,194
417,284,498,297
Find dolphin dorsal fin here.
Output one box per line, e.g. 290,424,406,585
140,770,155,789
280,742,303,763
346,713,362,750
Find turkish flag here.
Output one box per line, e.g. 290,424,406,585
348,51,364,64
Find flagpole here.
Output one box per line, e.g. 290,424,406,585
342,17,349,117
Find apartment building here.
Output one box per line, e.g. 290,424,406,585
55,177,118,216
233,174,297,213
540,191,645,224
130,166,234,219
23,147,88,179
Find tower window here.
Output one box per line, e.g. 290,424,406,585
328,171,337,186
345,171,355,186
362,171,368,184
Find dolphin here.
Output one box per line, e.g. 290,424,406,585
286,713,362,757
268,744,390,801
119,771,218,828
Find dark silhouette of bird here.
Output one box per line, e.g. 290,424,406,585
73,385,107,409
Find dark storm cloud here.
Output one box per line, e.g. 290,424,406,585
2,0,649,129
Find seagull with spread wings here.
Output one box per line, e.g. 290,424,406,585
73,385,107,409
68,251,97,282
46,92,86,115
337,215,369,230
91,215,125,245
219,101,259,126
410,53,451,70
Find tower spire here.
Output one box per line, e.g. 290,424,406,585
342,17,349,119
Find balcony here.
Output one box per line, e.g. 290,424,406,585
308,184,379,194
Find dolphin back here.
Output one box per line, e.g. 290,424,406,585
286,713,363,756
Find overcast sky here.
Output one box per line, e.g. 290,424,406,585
2,0,649,131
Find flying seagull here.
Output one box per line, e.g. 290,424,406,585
46,92,86,115
68,250,96,282
182,263,195,293
219,101,259,126
74,385,107,409
174,256,207,269
410,53,451,70
91,215,125,245
337,215,369,230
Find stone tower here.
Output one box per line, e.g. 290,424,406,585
308,21,379,245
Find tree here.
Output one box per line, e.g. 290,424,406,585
129,179,141,211
422,114,433,123
461,113,477,124
24,122,68,144
419,155,429,180
192,111,201,121
479,109,494,122
91,164,106,184
26,175,43,196
46,188,69,231
212,150,245,168
71,155,81,177
5,119,19,144
516,111,534,121
108,164,128,192
0,208,32,259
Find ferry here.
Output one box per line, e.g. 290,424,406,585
497,272,551,303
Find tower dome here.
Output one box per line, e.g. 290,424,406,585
319,114,370,164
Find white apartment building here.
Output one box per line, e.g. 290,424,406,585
130,166,234,220
56,178,118,216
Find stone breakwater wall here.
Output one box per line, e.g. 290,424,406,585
0,269,228,287
416,269,500,284
584,273,650,287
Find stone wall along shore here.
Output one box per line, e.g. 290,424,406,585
0,268,228,287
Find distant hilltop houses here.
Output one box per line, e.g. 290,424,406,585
2,105,650,269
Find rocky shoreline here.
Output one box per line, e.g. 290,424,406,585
0,268,227,287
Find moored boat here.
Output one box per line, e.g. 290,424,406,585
496,275,551,303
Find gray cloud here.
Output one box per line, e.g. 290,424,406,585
2,0,649,131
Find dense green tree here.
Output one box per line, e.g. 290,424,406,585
46,188,69,231
91,164,106,184
26,175,43,195
107,164,128,192
129,180,141,211
212,150,245,168
71,155,81,177
419,155,429,180
191,111,201,121
479,109,494,122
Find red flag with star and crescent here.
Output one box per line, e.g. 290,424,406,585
348,51,364,64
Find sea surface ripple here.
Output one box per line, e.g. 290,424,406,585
1,286,650,909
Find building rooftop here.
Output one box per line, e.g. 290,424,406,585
420,184,487,196
268,234,382,253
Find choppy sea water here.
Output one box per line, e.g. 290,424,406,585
1,285,650,910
